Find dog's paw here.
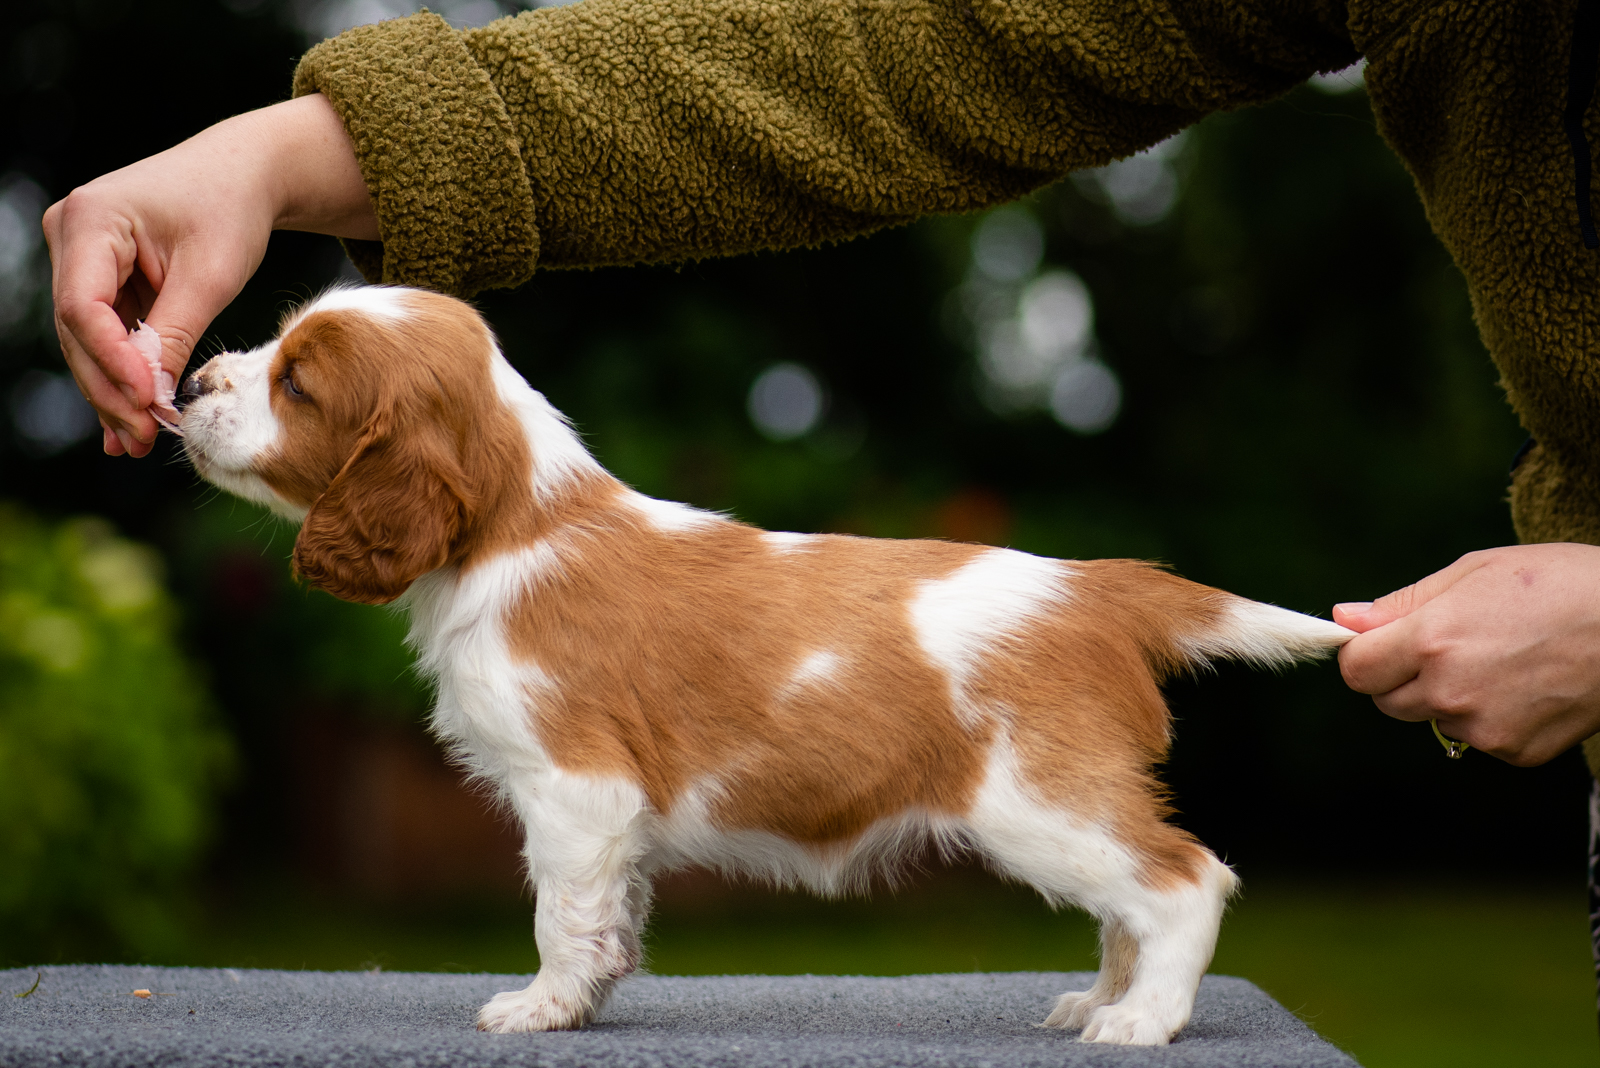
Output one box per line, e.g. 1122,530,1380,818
476,987,587,1033
1042,991,1102,1030
1079,1004,1174,1046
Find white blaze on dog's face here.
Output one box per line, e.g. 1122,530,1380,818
178,336,295,514
180,286,549,606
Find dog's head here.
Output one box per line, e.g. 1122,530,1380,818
180,286,539,606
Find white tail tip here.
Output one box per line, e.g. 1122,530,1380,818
1181,598,1356,670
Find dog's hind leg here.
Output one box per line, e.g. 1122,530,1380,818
1076,844,1237,1046
985,824,1232,1045
477,772,652,1033
1043,917,1136,1030
965,751,1235,1046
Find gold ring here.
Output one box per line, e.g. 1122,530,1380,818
1430,719,1469,759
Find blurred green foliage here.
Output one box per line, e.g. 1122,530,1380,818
0,505,231,963
172,496,427,719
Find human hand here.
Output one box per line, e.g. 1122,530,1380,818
43,93,377,457
1334,543,1600,766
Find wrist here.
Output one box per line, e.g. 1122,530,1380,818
256,94,379,240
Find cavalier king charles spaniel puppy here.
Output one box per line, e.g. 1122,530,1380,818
178,285,1351,1045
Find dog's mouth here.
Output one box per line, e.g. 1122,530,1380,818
173,398,229,482
179,437,224,491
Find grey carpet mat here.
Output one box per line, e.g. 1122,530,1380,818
0,965,1358,1067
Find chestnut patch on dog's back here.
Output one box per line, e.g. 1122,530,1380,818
509,521,991,843
510,513,1225,885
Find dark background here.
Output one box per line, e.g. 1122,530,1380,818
1,0,1587,966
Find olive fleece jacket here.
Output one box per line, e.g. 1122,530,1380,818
292,2,1600,766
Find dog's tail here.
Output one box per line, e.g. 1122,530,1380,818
1167,589,1356,673
1066,560,1355,677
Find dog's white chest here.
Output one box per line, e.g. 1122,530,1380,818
404,554,559,789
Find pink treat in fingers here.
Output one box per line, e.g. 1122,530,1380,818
130,321,183,436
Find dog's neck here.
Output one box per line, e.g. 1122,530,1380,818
447,354,626,571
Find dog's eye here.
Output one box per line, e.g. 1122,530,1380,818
284,371,303,397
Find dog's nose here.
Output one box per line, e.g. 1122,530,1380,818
179,371,214,408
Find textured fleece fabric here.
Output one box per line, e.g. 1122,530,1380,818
290,1,1600,769
0,966,1360,1067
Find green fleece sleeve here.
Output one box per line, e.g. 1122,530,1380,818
292,0,1355,292
1348,1,1600,550
292,15,541,297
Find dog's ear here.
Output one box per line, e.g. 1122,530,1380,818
293,414,466,605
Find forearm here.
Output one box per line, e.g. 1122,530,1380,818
477,0,1358,267
265,94,378,240
107,93,375,243
511,0,1358,267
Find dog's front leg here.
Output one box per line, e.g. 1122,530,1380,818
477,777,652,1033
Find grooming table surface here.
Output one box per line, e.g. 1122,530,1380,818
0,966,1358,1067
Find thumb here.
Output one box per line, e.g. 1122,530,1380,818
140,269,233,385
1333,552,1494,632
141,302,207,385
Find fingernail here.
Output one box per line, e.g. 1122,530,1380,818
120,385,139,408
1334,602,1373,615
114,428,134,454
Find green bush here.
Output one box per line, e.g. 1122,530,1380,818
0,504,230,963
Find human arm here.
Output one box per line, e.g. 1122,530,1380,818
43,93,375,456
292,1,1358,288
54,0,1359,456
1334,544,1600,767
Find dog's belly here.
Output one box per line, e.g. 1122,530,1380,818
644,779,969,895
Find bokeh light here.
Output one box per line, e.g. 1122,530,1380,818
0,174,48,338
1309,59,1367,95
954,206,1122,433
1048,359,1122,435
1071,132,1188,227
747,362,825,441
10,371,97,456
969,206,1044,283
1019,270,1093,363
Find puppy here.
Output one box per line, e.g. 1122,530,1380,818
179,285,1351,1046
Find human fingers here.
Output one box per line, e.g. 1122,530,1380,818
56,325,161,455
1373,685,1554,766
98,419,153,457
140,247,257,387
1331,551,1497,632
1337,610,1429,697
98,420,139,457
44,194,157,414
1370,689,1550,765
1367,674,1452,725
45,201,162,458
1332,601,1377,632
55,303,161,452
